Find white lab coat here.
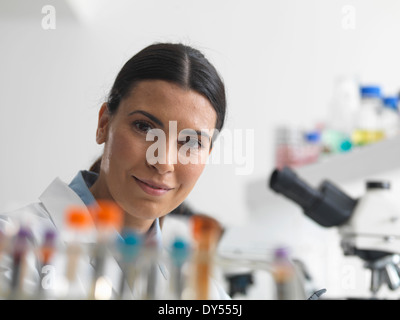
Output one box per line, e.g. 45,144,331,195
0,177,230,300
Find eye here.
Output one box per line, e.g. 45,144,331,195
183,136,203,149
132,120,153,133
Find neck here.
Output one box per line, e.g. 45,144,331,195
123,214,155,234
89,176,155,234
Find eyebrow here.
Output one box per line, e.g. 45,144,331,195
128,110,164,128
128,110,211,141
180,129,211,141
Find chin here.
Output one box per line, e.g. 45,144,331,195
128,202,167,220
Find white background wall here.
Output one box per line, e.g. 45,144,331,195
1,0,400,299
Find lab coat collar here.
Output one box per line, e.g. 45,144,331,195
39,177,97,243
68,170,98,207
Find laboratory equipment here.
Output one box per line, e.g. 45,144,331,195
274,126,307,169
116,229,143,299
380,96,399,139
8,227,32,299
308,288,327,300
168,237,191,300
0,230,6,297
321,128,353,155
352,85,385,146
63,205,94,299
37,229,57,299
88,199,123,300
0,200,237,300
225,272,254,298
327,76,360,136
190,214,222,300
271,247,298,300
269,166,400,296
140,237,162,300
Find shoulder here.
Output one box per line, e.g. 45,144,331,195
0,202,55,241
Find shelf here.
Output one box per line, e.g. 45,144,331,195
296,134,400,185
246,135,400,212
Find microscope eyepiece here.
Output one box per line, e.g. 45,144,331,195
269,167,320,210
269,167,357,227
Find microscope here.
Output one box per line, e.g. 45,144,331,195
269,166,400,296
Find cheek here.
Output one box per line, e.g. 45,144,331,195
103,129,147,170
177,163,207,192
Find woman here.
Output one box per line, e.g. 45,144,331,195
0,43,229,300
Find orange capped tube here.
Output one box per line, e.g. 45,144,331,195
88,200,123,300
191,214,222,300
65,206,93,230
63,205,93,299
89,199,123,232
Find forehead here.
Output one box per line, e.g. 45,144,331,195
119,80,217,130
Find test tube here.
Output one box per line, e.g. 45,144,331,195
139,237,162,300
190,214,222,300
8,227,32,300
116,229,142,299
88,199,123,300
37,229,57,299
63,205,93,299
0,229,9,298
271,247,297,300
168,237,190,300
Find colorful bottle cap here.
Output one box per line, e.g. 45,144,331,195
171,237,190,266
382,97,398,110
90,199,123,231
65,206,93,229
360,85,381,98
117,229,142,262
191,214,222,250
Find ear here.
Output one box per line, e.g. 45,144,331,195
96,103,111,144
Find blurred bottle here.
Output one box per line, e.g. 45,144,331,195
271,247,298,300
0,229,10,298
323,76,359,155
352,85,385,146
321,76,360,155
303,129,322,163
7,227,32,299
328,76,360,134
275,126,306,169
62,205,94,299
137,237,163,300
116,229,142,299
380,96,399,139
189,215,222,300
321,128,353,155
37,229,57,299
167,237,191,300
88,200,123,300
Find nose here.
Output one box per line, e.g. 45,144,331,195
147,138,176,175
152,157,175,175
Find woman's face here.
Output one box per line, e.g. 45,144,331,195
93,80,217,231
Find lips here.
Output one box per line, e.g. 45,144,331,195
133,176,174,196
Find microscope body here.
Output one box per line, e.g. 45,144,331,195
269,167,400,295
338,183,400,294
339,183,400,256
